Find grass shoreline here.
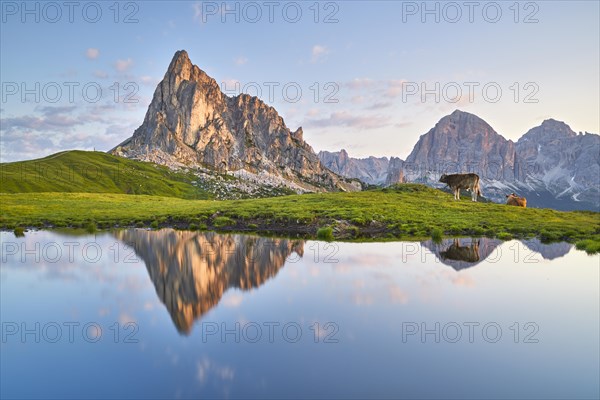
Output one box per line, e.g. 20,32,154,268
2,185,599,253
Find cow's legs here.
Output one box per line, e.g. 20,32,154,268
455,188,460,200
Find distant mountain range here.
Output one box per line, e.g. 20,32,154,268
110,50,599,211
318,149,389,186
320,111,599,211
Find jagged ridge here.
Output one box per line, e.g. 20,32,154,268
321,110,598,210
318,149,389,185
338,110,598,210
111,50,359,193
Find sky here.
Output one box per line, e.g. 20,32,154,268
1,0,599,162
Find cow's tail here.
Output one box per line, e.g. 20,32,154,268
476,178,483,198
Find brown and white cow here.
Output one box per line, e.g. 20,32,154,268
506,193,527,207
439,173,482,202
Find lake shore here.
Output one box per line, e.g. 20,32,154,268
2,185,599,253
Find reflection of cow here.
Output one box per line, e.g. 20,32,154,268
439,173,482,201
440,239,481,263
506,193,526,207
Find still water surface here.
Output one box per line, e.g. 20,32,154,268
1,229,598,399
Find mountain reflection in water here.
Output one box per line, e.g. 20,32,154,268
422,237,573,270
113,229,304,334
113,230,575,333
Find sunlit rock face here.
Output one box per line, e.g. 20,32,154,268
111,50,359,193
400,110,523,184
113,229,304,334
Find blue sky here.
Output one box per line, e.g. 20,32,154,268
1,0,599,162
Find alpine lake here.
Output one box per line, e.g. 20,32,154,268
1,229,598,399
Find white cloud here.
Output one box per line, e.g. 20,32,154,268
139,76,158,86
305,111,392,130
94,70,108,79
311,45,329,63
394,121,413,129
388,285,408,304
384,79,408,98
86,48,99,60
364,101,393,111
340,78,410,98
452,274,475,287
192,2,202,22
346,78,375,90
234,56,248,66
115,58,133,72
306,108,320,117
222,293,243,307
192,1,220,23
119,312,136,325
0,103,141,162
196,358,234,385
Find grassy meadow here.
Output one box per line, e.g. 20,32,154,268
1,151,599,253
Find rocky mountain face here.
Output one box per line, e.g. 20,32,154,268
318,149,389,185
401,110,523,183
376,110,599,211
515,120,600,208
111,50,359,193
385,157,405,185
114,229,304,334
380,110,523,202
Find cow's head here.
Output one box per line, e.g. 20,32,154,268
439,174,448,183
506,193,517,198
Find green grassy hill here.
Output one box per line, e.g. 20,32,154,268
0,150,210,199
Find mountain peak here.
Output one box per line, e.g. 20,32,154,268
449,109,479,118
404,109,517,181
450,109,467,116
172,49,190,62
167,50,192,71
441,109,488,126
111,50,359,193
164,49,216,87
433,109,499,138
540,118,573,131
520,118,576,142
